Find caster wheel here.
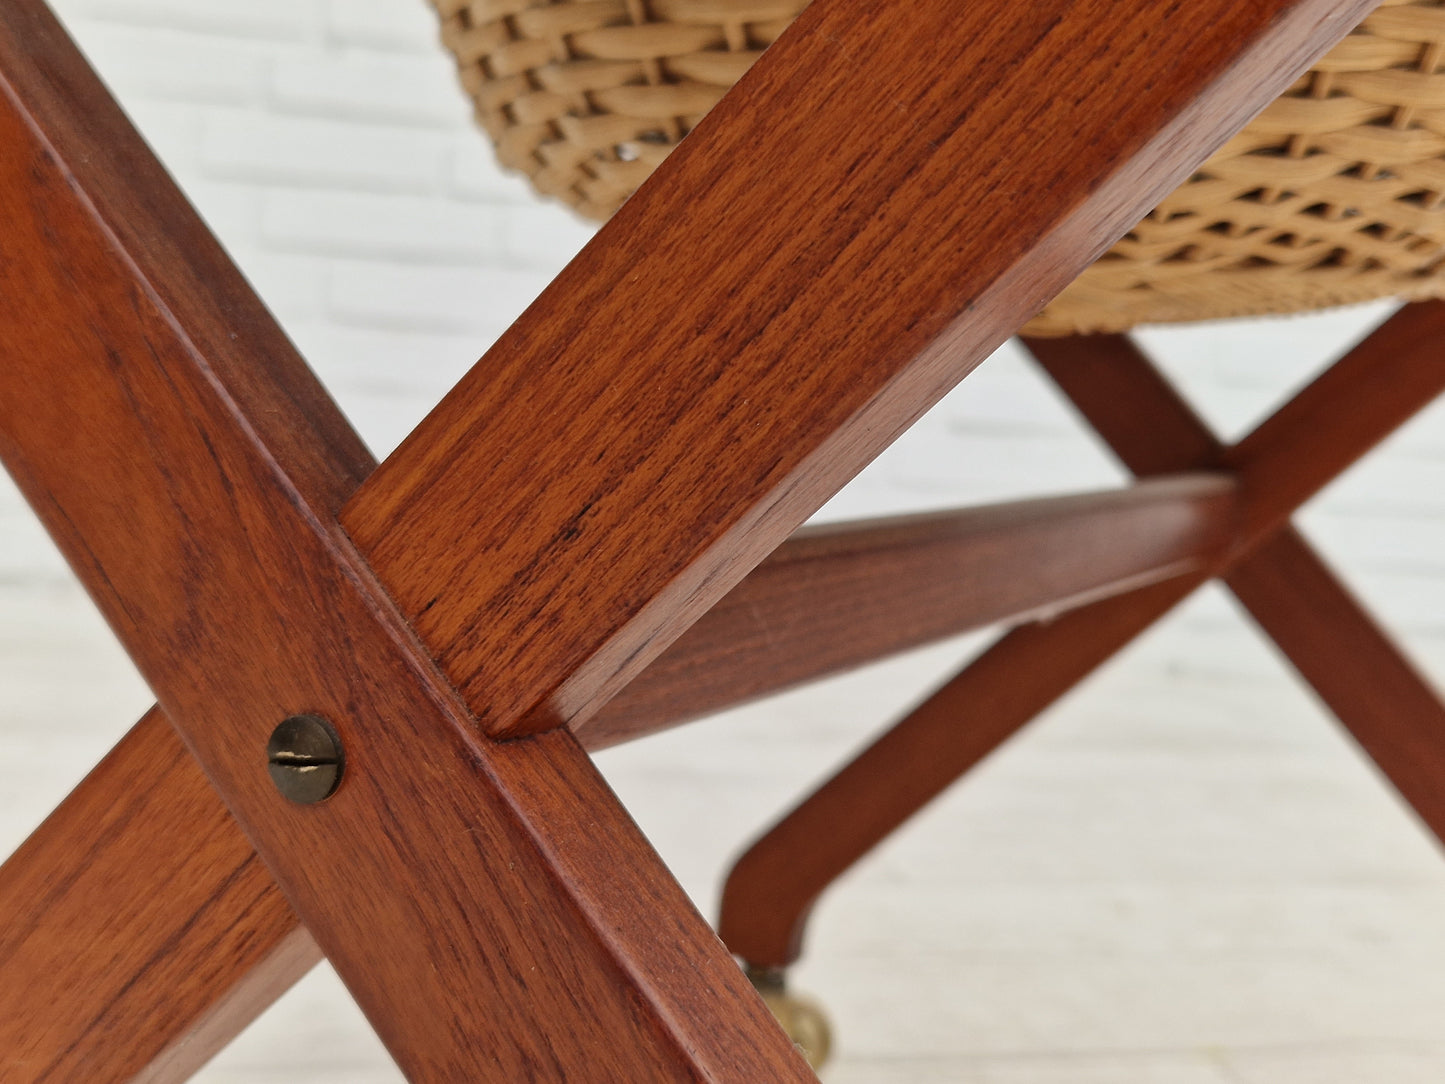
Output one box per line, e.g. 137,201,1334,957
747,967,833,1072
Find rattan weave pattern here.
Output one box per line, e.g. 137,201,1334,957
434,0,806,220
434,0,1445,334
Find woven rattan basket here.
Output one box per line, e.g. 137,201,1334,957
433,0,1445,335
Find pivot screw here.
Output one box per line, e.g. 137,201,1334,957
267,714,344,804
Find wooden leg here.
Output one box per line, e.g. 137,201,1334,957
1034,324,1445,826
1022,332,1226,474
717,575,1202,968
1221,300,1445,542
1227,528,1445,837
720,311,1445,975
0,709,315,1083
1032,324,1445,831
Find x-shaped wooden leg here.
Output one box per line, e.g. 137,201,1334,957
1034,323,1445,835
0,0,1372,1078
719,309,1445,969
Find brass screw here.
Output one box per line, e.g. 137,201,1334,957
267,714,344,804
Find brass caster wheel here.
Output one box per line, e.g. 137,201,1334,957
747,966,833,1072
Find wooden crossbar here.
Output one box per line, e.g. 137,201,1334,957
587,474,1237,746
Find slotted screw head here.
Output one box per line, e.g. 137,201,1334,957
267,714,344,804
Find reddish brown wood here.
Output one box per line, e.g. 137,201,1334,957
0,4,810,1078
340,0,1367,741
717,574,1205,968
586,474,1237,747
0,709,318,1083
0,14,370,520
1030,323,1445,821
1228,528,1445,836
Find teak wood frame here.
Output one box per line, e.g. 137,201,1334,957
719,308,1445,969
0,0,1425,1080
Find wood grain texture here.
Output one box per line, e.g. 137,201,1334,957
341,0,1370,741
0,0,1383,1075
0,476,1236,1081
0,11,370,520
717,574,1206,968
0,475,1237,1073
586,475,1237,747
0,3,811,1079
0,709,316,1083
